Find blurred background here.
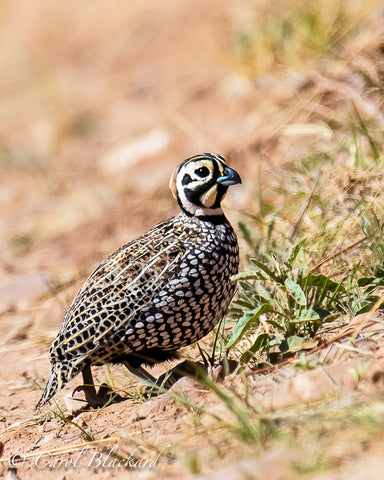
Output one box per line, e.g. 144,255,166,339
0,0,382,282
1,0,255,282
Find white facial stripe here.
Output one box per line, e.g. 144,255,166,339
175,161,212,195
182,160,213,184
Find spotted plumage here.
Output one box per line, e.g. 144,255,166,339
37,153,241,408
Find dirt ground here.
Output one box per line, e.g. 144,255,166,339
1,1,384,479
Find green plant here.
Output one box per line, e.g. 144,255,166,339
227,238,380,365
295,351,321,370
232,0,380,78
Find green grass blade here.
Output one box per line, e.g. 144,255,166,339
226,304,274,349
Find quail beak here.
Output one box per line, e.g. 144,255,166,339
217,166,242,186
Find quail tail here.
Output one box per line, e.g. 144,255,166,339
36,364,60,408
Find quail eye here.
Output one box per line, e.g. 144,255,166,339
195,166,210,178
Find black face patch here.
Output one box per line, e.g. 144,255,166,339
195,166,210,178
182,174,193,186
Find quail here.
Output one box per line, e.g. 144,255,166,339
36,153,241,408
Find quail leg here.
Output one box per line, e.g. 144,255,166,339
72,365,121,408
124,360,207,392
156,359,238,387
156,360,207,388
123,362,157,384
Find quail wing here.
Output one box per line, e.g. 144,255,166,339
48,219,191,371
